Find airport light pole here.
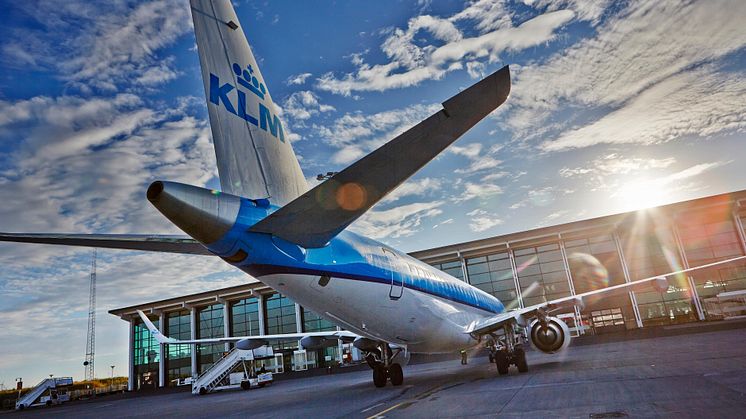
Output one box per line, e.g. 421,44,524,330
110,365,115,392
15,377,22,403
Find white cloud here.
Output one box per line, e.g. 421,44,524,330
315,103,441,165
509,186,573,209
525,0,611,25
508,0,746,139
351,201,444,239
282,90,336,122
541,67,746,151
449,142,504,175
453,182,503,203
466,208,503,232
382,177,442,203
560,154,676,179
286,72,312,86
2,0,191,92
317,4,575,95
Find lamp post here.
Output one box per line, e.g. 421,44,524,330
110,365,115,392
15,377,22,403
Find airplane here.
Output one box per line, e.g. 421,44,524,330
3,0,746,389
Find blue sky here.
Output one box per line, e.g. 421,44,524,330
1,0,745,384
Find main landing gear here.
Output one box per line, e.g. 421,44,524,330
488,324,529,375
366,343,404,387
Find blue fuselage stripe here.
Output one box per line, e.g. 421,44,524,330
245,264,502,315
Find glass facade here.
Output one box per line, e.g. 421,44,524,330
465,252,519,310
264,293,298,350
302,307,336,333
302,307,338,368
514,243,572,308
133,316,159,390
197,303,225,373
678,210,746,319
565,235,637,330
231,297,261,337
165,310,191,385
620,216,695,326
430,260,464,281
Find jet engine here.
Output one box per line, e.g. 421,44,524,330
236,338,269,350
300,336,338,350
529,316,571,354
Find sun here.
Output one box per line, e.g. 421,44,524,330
614,178,671,211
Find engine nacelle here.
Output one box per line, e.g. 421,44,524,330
352,337,380,353
236,338,269,350
529,316,571,354
300,336,338,350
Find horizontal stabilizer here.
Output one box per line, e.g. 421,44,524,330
0,232,211,255
251,66,511,247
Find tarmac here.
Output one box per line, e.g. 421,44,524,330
7,325,746,418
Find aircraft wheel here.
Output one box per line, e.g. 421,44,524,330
389,363,404,386
495,350,509,375
373,365,387,388
515,348,528,373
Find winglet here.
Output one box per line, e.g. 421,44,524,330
250,66,511,248
136,310,176,344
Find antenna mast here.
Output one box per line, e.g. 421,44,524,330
84,249,97,381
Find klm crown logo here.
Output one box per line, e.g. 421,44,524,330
209,62,285,142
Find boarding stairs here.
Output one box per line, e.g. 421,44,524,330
192,346,272,395
16,377,73,410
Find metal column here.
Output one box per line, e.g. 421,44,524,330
257,295,266,335
190,307,198,378
559,236,584,335
613,232,644,328
733,211,746,254
458,251,469,284
507,246,524,309
158,312,166,388
295,303,303,333
222,301,231,352
671,221,705,321
128,319,135,391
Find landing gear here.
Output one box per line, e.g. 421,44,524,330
389,363,404,386
489,324,529,375
373,365,387,387
366,342,405,387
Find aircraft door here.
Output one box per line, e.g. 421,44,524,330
382,248,404,300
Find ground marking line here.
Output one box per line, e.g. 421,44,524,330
361,402,384,413
366,402,404,419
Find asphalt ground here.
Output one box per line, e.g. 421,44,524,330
8,327,746,418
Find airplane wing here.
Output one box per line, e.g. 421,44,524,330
0,232,212,255
466,254,746,336
250,66,511,248
137,310,358,346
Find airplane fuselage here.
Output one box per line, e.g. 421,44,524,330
205,195,506,354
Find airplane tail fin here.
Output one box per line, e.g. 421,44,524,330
190,0,308,206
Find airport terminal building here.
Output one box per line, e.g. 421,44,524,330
110,189,746,391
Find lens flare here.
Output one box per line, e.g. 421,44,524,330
336,182,367,211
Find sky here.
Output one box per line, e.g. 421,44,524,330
0,0,745,385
